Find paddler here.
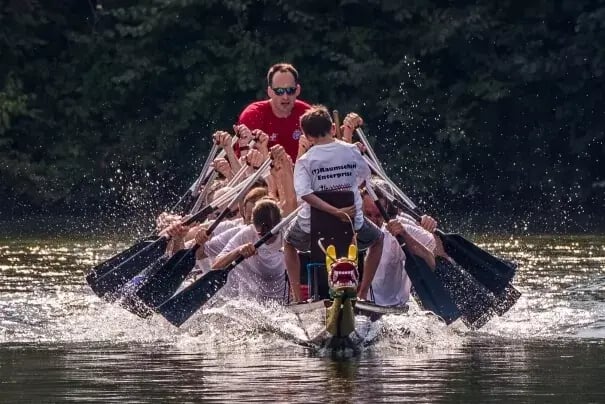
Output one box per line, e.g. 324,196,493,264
361,180,440,306
212,198,289,303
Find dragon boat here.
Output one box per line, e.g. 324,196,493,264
279,187,521,353
89,187,519,354
281,190,409,354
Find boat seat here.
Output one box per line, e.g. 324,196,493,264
308,190,355,300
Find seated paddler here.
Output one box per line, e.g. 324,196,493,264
212,198,288,303
361,180,440,306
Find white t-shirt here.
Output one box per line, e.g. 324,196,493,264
294,140,370,232
371,218,437,306
397,213,436,252
205,225,244,258
186,218,244,274
217,224,286,302
192,224,244,274
211,218,243,235
371,228,411,306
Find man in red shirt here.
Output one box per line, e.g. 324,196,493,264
237,63,311,161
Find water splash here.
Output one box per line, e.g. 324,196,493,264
2,235,605,351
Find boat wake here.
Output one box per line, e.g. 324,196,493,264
2,282,603,352
0,284,462,354
166,298,466,356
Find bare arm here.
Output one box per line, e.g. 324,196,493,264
212,158,233,180
212,130,240,173
276,168,297,216
161,222,189,257
212,243,255,269
270,145,297,215
265,172,279,200
193,227,210,260
386,220,436,269
296,134,312,159
223,142,241,174
402,231,436,269
301,193,355,222
341,113,363,143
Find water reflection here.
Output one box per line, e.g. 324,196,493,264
1,339,605,402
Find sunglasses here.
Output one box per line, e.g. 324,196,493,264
271,87,297,96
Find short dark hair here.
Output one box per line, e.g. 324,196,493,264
252,198,282,235
267,63,299,87
300,104,333,138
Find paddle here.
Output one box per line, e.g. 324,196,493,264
188,136,251,213
85,191,206,289
119,201,237,319
361,149,517,295
371,163,516,291
332,110,343,140
356,128,520,321
173,143,220,214
157,206,302,327
355,128,387,177
431,256,496,329
86,141,222,287
364,184,461,324
85,235,158,290
118,256,170,318
189,171,219,214
366,160,520,318
117,168,240,317
132,160,271,311
87,182,252,298
369,177,505,327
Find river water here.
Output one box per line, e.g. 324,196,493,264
1,234,604,403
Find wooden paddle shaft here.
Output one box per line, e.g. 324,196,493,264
332,110,342,139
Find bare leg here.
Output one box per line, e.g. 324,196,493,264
358,232,383,299
284,242,302,302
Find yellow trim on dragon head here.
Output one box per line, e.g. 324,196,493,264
325,243,358,272
348,244,358,265
325,245,336,272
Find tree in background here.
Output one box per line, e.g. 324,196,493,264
1,0,603,229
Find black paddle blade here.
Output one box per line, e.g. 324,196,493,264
87,238,168,298
157,269,230,327
135,247,197,309
117,256,171,318
434,258,496,329
85,237,156,288
439,232,516,294
403,248,461,325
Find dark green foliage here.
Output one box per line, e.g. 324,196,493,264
1,0,603,223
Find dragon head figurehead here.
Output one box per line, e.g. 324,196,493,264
323,243,358,338
325,244,359,291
